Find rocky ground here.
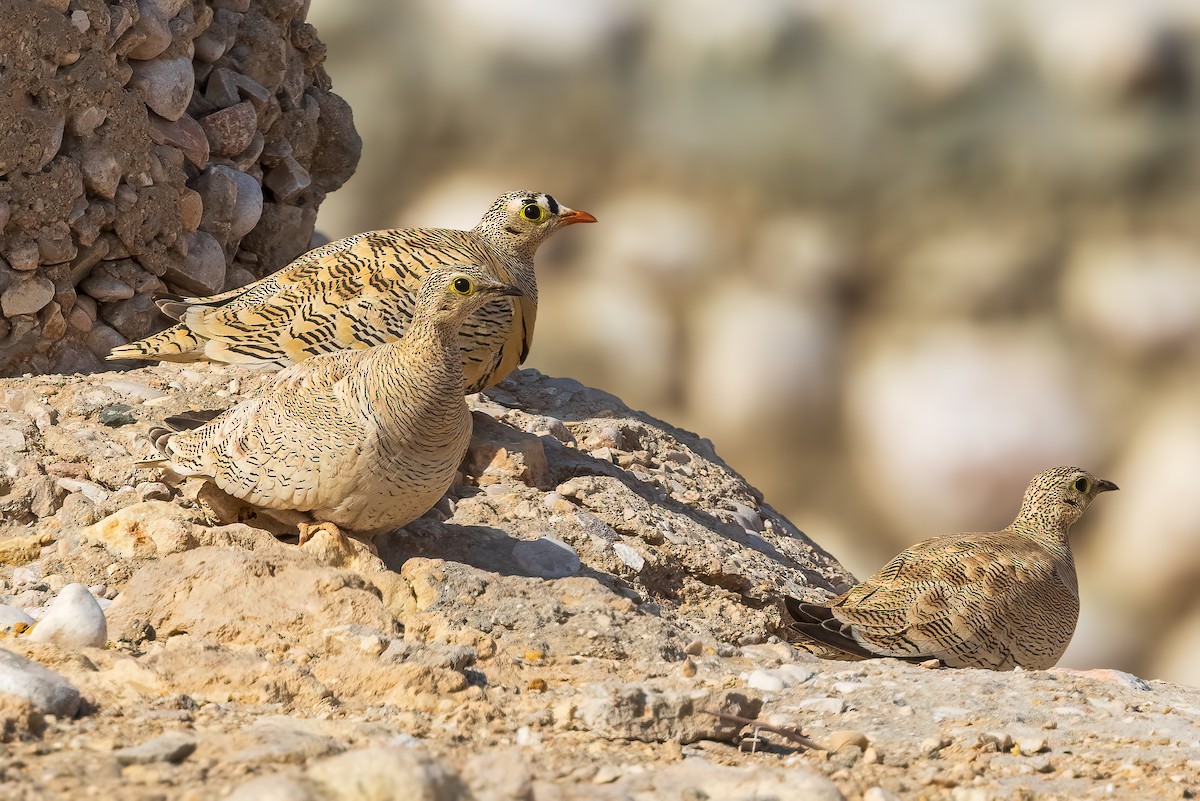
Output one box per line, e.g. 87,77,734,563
0,363,1196,800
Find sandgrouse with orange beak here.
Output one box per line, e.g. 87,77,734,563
109,191,596,393
781,467,1118,670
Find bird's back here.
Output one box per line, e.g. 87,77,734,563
108,227,535,393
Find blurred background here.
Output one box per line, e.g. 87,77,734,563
306,0,1200,685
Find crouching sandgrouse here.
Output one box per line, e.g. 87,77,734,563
141,266,521,543
781,467,1117,670
109,191,596,393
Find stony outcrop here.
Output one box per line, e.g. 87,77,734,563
0,365,1197,799
0,0,360,375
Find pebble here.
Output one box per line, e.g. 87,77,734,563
78,148,123,201
105,380,166,401
864,788,901,801
462,748,532,801
263,155,311,202
612,541,646,571
136,482,174,501
1014,734,1048,754
0,604,35,632
56,478,109,503
303,746,459,801
129,57,195,121
114,732,198,766
147,113,210,169
920,735,950,756
28,583,108,649
225,776,319,801
0,647,81,717
1,276,56,317
797,697,846,714
98,404,136,426
746,669,786,692
0,428,26,452
199,101,258,157
777,664,816,686
170,230,227,295
511,537,581,579
827,729,871,751
126,5,172,60
730,502,764,532
79,273,135,302
229,173,266,241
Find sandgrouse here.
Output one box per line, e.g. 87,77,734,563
108,191,596,393
781,467,1117,670
141,266,521,543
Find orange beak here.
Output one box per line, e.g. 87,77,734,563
559,208,597,225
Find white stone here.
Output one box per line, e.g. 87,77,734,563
796,696,846,714
776,664,816,685
745,669,785,693
28,583,107,649
612,542,646,572
105,380,167,401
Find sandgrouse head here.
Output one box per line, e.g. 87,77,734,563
1015,466,1118,531
475,191,596,255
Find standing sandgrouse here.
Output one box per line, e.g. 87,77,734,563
780,467,1117,670
141,266,521,542
108,191,596,393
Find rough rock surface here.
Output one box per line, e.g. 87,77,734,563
0,0,361,375
0,365,1196,799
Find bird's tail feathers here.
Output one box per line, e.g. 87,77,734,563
778,596,876,661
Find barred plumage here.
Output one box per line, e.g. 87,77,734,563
109,191,596,394
141,266,522,540
781,467,1118,670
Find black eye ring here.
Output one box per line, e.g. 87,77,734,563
453,277,472,293
522,204,542,221
1074,477,1088,493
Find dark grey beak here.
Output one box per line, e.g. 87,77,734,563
1097,479,1119,493
488,284,522,298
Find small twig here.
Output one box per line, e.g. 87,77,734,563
702,709,824,751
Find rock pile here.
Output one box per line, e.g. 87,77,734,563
0,0,360,376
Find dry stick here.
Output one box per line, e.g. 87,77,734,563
701,709,825,751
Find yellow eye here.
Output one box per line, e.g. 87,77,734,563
522,203,545,222
451,277,474,295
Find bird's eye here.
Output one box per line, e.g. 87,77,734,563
522,203,544,222
1074,477,1089,493
452,277,473,294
